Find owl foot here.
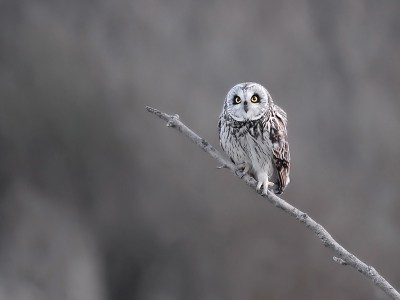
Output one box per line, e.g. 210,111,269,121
236,162,251,175
256,179,274,194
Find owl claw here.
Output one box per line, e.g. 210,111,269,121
236,162,251,175
256,179,274,194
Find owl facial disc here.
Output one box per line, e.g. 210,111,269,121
224,82,270,121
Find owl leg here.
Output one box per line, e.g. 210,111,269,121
256,173,274,194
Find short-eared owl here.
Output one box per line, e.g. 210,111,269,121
218,82,290,194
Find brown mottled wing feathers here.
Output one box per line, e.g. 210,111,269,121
269,105,290,194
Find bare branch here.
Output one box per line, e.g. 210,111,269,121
146,106,400,300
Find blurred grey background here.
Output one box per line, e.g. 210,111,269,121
1,0,400,299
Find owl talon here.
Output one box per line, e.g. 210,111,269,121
234,169,246,179
236,162,251,175
256,179,274,194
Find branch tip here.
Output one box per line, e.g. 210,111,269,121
146,106,158,114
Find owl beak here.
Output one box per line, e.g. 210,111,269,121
243,101,248,113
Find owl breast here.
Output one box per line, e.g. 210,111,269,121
244,124,274,179
219,115,276,182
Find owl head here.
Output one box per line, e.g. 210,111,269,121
223,82,272,122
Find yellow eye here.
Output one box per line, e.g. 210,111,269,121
250,95,259,103
234,96,242,104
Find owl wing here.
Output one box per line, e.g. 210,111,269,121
267,105,290,194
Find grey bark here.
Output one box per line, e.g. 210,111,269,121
146,106,400,300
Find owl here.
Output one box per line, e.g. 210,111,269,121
218,82,290,194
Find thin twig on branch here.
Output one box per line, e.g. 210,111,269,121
146,106,400,300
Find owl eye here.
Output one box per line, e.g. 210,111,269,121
250,95,259,103
234,96,242,104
